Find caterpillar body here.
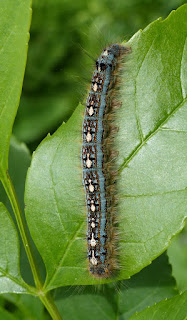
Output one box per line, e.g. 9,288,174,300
82,44,130,278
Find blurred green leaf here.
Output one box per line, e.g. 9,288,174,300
0,203,28,293
1,294,50,320
0,0,32,174
14,95,76,144
168,225,187,292
0,136,31,212
25,5,187,289
129,290,187,320
14,0,185,145
55,254,177,320
0,307,18,320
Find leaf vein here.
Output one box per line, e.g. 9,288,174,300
120,188,187,198
45,220,84,290
0,266,26,289
180,37,187,99
119,98,186,173
134,39,155,143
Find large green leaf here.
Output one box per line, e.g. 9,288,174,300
25,4,187,289
0,0,32,174
117,3,187,277
128,290,187,320
0,203,28,293
55,254,177,320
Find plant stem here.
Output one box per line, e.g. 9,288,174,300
40,293,62,320
2,170,43,289
1,170,63,320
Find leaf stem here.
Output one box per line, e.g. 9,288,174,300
40,293,62,320
1,170,63,320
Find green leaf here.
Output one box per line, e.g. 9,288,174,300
0,203,28,293
168,225,187,292
128,290,187,320
117,3,187,278
25,4,187,289
0,0,32,174
54,254,177,320
25,106,86,289
118,254,177,319
1,294,49,320
0,307,18,320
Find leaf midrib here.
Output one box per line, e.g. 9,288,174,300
133,37,156,144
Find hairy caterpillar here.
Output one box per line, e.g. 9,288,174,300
82,44,130,277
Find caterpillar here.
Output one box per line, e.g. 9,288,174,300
81,44,130,278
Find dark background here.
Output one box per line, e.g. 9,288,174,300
13,0,185,151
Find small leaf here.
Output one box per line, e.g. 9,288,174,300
128,290,187,320
0,203,28,293
0,0,32,174
25,4,187,288
168,226,187,292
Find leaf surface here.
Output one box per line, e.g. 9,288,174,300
117,3,187,276
129,290,187,320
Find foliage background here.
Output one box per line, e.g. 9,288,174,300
13,0,185,150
